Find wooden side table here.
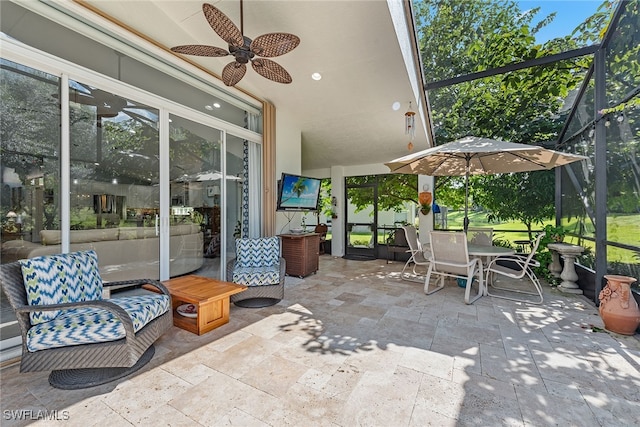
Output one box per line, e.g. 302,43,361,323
149,275,246,335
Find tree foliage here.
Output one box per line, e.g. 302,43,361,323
412,0,610,225
345,175,418,213
472,170,555,239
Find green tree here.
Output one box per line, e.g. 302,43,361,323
318,179,333,218
345,175,418,212
414,0,609,226
472,170,555,239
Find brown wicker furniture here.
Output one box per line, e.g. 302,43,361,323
158,275,246,334
0,258,172,390
314,223,328,254
279,233,320,277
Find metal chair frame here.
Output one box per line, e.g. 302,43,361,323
427,231,484,304
484,232,545,304
400,225,431,283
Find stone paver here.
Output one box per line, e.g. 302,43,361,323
1,257,639,426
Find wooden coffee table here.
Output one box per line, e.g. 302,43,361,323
158,275,247,335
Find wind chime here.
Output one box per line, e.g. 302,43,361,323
405,102,416,151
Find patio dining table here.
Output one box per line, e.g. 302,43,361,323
467,244,515,293
467,244,515,259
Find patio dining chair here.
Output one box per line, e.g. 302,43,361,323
466,227,493,247
427,231,484,304
400,225,431,283
484,232,545,304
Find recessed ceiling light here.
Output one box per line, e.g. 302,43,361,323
213,102,221,108
205,105,213,110
392,101,401,111
311,72,322,81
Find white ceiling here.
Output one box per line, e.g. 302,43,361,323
81,0,432,171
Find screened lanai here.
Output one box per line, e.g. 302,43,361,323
416,0,639,303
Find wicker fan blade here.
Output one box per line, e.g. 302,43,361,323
250,33,300,57
202,3,244,48
171,45,229,57
222,61,247,86
251,58,292,84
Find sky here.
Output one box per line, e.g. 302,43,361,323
517,0,604,42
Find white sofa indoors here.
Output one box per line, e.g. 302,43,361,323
1,224,203,282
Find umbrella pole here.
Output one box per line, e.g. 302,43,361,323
464,157,470,233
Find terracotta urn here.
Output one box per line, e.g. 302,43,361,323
599,275,640,335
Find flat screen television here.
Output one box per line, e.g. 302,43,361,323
276,173,322,211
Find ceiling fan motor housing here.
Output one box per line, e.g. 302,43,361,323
229,36,255,64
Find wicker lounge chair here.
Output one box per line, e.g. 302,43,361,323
227,236,286,308
0,250,172,389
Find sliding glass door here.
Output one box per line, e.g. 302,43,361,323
169,115,222,278
69,80,160,281
0,59,62,358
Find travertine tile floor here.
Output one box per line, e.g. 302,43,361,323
2,257,640,426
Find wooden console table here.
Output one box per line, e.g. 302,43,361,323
147,275,246,335
279,233,320,277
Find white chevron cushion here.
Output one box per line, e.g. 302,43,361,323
235,237,280,267
232,265,280,287
25,294,170,352
19,250,103,325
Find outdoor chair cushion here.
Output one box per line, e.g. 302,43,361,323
232,236,281,287
232,265,281,287
25,294,170,352
20,250,103,325
235,236,280,267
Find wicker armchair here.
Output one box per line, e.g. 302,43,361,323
226,236,286,308
0,250,172,389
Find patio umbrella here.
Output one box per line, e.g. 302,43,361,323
385,136,588,232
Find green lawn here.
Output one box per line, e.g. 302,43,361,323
445,210,639,264
330,212,638,266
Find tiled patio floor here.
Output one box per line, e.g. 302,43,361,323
1,257,639,426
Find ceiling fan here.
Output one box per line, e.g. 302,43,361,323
170,1,300,86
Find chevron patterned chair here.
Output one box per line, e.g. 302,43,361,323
0,249,172,389
226,236,286,308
